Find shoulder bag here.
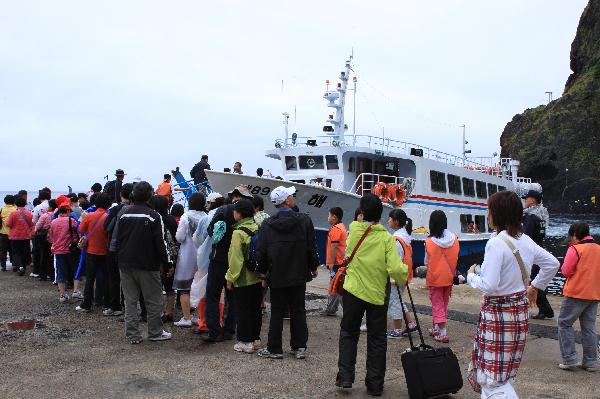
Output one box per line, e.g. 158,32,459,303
497,232,529,288
78,214,107,250
328,224,372,295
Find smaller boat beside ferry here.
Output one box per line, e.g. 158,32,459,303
206,56,542,270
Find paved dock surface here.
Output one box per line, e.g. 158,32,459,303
0,268,597,399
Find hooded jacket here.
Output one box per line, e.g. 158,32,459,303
226,217,261,287
208,202,238,264
523,204,549,245
424,229,460,287
343,221,408,305
256,209,320,289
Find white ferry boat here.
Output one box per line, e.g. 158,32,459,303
206,56,541,270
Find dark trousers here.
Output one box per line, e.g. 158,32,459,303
81,254,109,310
338,291,388,392
268,285,308,354
31,236,40,274
106,252,122,311
0,233,11,268
39,238,54,280
205,260,236,338
233,283,263,343
11,239,31,271
531,264,554,317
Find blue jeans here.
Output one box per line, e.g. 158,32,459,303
558,296,599,368
55,254,73,283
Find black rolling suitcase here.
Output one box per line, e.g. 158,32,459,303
397,284,463,399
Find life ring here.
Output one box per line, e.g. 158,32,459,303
387,184,407,207
373,182,388,200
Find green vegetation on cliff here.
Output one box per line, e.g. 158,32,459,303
500,0,600,209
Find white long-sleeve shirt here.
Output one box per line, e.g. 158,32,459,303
467,231,559,296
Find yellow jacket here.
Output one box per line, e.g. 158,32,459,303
0,205,17,235
343,221,408,305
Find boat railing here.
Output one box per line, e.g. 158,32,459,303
277,134,500,174
349,173,416,198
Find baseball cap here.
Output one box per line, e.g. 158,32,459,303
207,192,223,202
270,186,296,206
228,185,253,199
522,190,542,202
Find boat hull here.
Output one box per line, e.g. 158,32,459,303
206,171,487,268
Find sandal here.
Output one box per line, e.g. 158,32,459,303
434,334,449,344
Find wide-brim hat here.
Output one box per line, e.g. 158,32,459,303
227,185,253,199
115,169,126,176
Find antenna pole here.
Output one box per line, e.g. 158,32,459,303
461,124,466,161
353,76,357,138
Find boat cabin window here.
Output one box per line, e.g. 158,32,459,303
285,156,298,171
487,183,498,196
348,157,355,172
498,185,506,192
461,214,482,233
462,178,475,197
326,155,339,170
447,174,462,195
290,179,305,184
299,155,324,169
476,181,487,199
474,215,486,233
430,170,447,193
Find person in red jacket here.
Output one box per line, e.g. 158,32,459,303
48,205,79,303
75,193,112,313
5,196,33,276
557,222,600,372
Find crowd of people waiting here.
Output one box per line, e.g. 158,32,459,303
0,169,598,398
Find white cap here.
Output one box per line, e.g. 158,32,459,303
207,192,223,202
270,186,296,206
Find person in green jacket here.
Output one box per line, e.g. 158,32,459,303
226,199,262,354
336,194,408,396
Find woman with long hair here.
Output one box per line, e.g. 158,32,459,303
466,191,559,398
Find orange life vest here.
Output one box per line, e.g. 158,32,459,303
425,237,459,287
562,242,600,300
395,236,413,283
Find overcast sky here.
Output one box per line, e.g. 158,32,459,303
0,0,588,192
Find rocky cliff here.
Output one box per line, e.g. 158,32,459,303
500,0,600,211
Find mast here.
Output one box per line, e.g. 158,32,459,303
323,55,353,144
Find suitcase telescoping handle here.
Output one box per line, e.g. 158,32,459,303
397,283,430,351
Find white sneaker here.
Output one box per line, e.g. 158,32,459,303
30,273,39,278
71,291,84,300
59,295,69,303
149,330,172,341
102,309,114,316
234,341,255,353
75,305,90,313
191,316,199,326
559,362,581,370
360,324,367,332
174,318,192,328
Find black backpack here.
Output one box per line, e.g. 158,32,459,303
236,227,262,274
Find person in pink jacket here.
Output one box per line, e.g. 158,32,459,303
5,196,33,276
48,205,79,303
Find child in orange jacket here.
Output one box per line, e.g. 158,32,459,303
425,210,459,343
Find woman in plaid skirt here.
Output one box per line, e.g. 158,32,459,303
466,191,559,399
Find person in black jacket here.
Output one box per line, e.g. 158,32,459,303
103,169,126,204
103,183,133,316
190,155,211,186
256,186,320,359
149,195,178,323
115,181,172,343
522,189,554,319
202,185,254,342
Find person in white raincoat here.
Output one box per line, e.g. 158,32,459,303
173,193,207,328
